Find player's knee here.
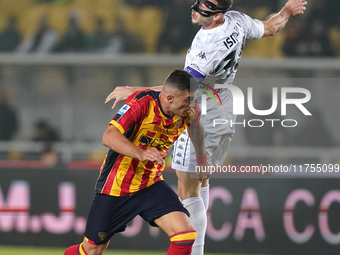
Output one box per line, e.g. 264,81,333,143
83,247,104,255
201,178,209,187
177,180,200,199
82,239,108,255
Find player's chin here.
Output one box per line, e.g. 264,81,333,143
191,17,199,25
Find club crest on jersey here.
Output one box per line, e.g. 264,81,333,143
98,232,107,241
117,104,130,116
196,51,207,60
128,98,136,105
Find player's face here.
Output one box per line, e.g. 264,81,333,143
191,0,220,26
171,90,197,118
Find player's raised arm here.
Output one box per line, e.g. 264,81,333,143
102,125,165,164
262,0,307,37
187,121,205,159
187,105,211,180
188,120,212,180
105,85,163,109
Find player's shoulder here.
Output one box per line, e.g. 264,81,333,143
133,89,159,99
124,89,159,111
225,10,255,25
225,10,247,19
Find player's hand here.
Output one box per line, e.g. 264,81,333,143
196,159,212,181
139,147,165,164
285,0,307,16
105,86,135,109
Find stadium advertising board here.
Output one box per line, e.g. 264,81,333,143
0,168,339,254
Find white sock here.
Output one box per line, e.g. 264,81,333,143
182,197,206,255
200,185,210,212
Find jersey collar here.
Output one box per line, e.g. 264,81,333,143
157,92,174,119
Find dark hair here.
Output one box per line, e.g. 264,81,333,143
216,0,233,11
164,69,198,92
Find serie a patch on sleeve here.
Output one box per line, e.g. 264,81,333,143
117,104,130,116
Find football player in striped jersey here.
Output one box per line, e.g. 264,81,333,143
64,69,210,255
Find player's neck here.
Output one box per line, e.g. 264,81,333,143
203,17,225,30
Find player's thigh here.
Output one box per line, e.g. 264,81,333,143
209,133,232,166
84,193,137,245
138,181,190,228
176,170,201,199
154,211,194,237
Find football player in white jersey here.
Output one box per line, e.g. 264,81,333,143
105,0,307,254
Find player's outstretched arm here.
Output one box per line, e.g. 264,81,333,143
188,120,211,180
262,0,307,37
102,125,165,164
105,85,163,109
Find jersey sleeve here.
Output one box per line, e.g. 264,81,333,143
229,10,264,40
110,91,148,134
184,65,206,82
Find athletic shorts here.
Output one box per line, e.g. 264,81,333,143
172,89,235,173
84,181,189,245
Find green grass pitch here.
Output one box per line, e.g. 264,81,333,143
0,246,265,255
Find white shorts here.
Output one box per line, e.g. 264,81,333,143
172,89,236,173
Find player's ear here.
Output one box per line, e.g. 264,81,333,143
213,13,223,21
167,95,174,103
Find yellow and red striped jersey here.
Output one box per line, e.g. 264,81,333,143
96,90,200,196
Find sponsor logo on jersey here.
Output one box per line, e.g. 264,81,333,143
138,134,173,149
128,98,137,105
179,137,186,142
154,125,178,135
196,51,207,60
191,64,202,73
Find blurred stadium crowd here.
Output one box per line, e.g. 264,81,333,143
0,0,339,56
0,0,339,166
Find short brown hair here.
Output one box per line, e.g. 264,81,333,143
216,0,233,11
164,69,198,92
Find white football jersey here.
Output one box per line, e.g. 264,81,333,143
184,10,264,85
172,11,265,172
